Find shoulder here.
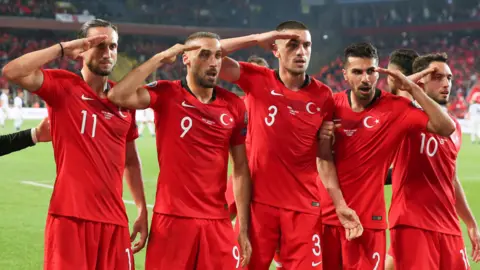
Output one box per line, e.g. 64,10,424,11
310,78,333,95
333,90,348,102
144,79,179,91
217,87,243,105
380,91,417,108
42,69,78,79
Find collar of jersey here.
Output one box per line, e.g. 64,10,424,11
180,77,217,102
346,88,382,109
76,70,111,92
274,70,311,89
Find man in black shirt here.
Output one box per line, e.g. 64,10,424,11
0,117,51,156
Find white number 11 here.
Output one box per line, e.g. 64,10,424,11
80,110,97,138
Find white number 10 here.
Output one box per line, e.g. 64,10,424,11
180,116,193,138
80,110,97,138
420,132,438,157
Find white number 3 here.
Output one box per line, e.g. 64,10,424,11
264,105,278,127
180,116,193,138
312,234,321,257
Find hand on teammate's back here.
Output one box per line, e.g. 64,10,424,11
467,225,480,262
60,35,108,59
35,117,51,143
158,43,201,64
336,206,364,241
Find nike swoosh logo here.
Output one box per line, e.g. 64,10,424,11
312,261,322,267
270,90,284,96
81,94,94,101
182,101,196,108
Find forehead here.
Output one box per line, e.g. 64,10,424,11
189,37,221,52
87,27,118,43
428,61,452,76
346,57,377,70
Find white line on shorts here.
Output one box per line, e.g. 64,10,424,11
20,181,154,208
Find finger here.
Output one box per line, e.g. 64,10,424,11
130,230,138,242
473,242,480,262
357,224,364,238
375,67,395,76
408,67,436,83
275,33,300,40
334,123,342,129
181,44,201,52
86,34,108,46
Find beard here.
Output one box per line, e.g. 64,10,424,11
193,69,217,88
87,62,113,76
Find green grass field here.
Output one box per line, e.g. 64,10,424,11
1,119,479,269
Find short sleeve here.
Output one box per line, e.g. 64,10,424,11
396,98,429,133
145,80,173,109
34,69,68,107
233,62,269,95
230,100,247,146
126,109,139,142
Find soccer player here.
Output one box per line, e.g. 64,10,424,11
13,90,23,131
469,97,480,144
137,108,155,137
388,53,480,269
2,19,148,269
319,42,456,269
0,88,9,128
219,20,362,269
107,32,253,269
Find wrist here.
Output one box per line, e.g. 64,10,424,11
31,128,38,144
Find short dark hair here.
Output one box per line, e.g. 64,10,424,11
344,42,378,65
78,19,118,39
413,53,448,73
185,32,220,44
276,20,309,31
389,49,419,76
247,55,269,68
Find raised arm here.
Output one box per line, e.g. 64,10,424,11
2,35,107,92
107,44,199,109
219,31,299,83
376,67,455,137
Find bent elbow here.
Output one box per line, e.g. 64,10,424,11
2,64,15,81
440,120,456,137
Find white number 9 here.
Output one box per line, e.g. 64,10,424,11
264,105,278,127
180,116,192,138
312,234,321,257
232,246,240,268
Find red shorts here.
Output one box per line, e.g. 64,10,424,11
145,213,237,270
247,201,323,270
44,214,134,270
321,225,386,270
391,226,470,270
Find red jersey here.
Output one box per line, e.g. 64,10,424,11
35,69,138,227
389,115,462,235
319,90,429,229
234,62,333,215
147,79,246,219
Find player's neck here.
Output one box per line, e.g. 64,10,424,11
186,74,214,104
350,91,375,112
81,68,109,98
278,67,306,91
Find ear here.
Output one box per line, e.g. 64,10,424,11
182,52,189,65
272,44,280,59
342,69,347,81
